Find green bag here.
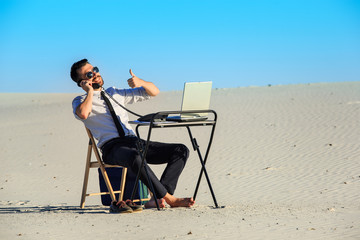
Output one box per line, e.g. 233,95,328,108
98,167,149,206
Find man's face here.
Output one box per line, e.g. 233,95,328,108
77,63,104,89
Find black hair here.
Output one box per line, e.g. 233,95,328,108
70,59,89,86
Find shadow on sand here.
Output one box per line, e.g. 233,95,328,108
0,205,109,214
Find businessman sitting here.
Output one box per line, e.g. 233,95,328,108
71,59,195,212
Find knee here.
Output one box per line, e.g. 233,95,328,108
175,144,189,162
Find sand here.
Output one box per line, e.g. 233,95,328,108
0,82,359,239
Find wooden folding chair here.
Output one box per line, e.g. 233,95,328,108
80,127,150,209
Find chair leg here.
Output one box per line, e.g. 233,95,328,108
98,165,117,203
119,167,128,202
90,140,117,203
80,140,93,209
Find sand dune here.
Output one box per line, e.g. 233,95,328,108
0,82,359,239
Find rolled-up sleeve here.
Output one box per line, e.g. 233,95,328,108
72,95,86,120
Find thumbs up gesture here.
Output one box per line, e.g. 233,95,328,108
126,69,160,96
127,69,144,88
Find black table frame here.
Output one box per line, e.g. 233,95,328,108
129,110,219,210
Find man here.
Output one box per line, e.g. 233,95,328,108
71,59,195,211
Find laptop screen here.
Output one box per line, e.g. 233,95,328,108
180,81,212,117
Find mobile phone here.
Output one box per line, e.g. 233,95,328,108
77,81,101,89
92,83,101,89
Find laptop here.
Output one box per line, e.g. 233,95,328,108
166,81,212,122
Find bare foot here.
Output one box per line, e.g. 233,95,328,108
164,195,195,208
144,198,166,209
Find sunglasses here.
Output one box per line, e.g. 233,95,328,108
85,66,99,79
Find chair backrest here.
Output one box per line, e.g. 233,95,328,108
85,127,103,165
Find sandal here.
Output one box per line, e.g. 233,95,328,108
109,201,133,214
125,199,143,212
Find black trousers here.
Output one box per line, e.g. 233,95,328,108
101,137,189,199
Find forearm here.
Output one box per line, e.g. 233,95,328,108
128,69,160,97
141,80,160,97
76,90,94,119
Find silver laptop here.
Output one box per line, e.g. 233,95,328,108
166,81,212,122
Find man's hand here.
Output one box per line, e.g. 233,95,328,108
127,69,144,88
79,79,94,93
126,69,160,96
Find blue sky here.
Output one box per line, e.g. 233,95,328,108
0,0,359,93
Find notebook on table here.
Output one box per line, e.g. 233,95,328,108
166,81,212,122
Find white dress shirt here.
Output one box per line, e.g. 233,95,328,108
72,86,151,148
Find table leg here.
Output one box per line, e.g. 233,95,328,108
130,125,160,210
186,127,219,208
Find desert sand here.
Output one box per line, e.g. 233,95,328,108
0,81,359,239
